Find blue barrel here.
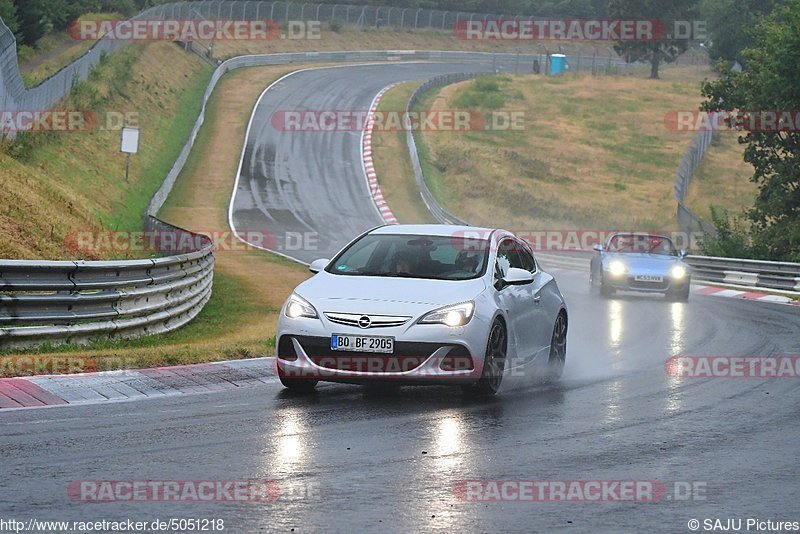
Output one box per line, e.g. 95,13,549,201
550,54,567,75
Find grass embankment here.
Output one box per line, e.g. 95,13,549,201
17,13,120,88
1,41,212,259
399,67,755,232
0,55,314,371
1,41,273,370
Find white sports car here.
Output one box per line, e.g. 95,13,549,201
275,224,568,395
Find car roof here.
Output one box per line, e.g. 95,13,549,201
609,232,673,241
369,224,502,238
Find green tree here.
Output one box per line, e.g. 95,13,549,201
0,0,18,36
609,0,699,79
699,0,786,63
700,0,800,261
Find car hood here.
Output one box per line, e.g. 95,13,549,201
604,253,686,272
296,271,486,310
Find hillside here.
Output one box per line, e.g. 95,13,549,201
409,67,755,233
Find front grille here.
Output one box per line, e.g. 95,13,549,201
324,312,411,329
293,335,452,373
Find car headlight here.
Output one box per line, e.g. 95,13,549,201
671,265,687,279
419,301,475,327
608,260,627,276
284,293,318,319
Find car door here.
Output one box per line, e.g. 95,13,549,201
494,238,538,366
515,241,553,364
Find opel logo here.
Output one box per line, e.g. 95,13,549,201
358,315,371,329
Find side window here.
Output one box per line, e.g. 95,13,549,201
496,239,523,277
516,241,537,272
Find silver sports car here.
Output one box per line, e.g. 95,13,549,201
589,232,691,301
276,224,568,395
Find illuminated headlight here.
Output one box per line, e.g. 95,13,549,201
608,261,627,276
284,293,318,319
419,301,475,327
671,265,687,279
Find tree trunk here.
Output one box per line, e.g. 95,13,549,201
650,47,661,79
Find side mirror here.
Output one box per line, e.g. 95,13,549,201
593,243,604,252
679,249,687,259
308,258,330,273
501,267,535,287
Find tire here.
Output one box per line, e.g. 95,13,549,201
600,274,614,297
546,312,568,381
277,365,318,390
589,268,599,294
462,319,507,396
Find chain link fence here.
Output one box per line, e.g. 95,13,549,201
673,114,719,237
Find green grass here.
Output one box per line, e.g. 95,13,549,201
406,68,754,232
21,46,213,235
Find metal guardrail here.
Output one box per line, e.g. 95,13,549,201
0,217,214,350
685,255,800,293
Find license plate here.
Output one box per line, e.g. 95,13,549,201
634,274,664,282
331,334,394,353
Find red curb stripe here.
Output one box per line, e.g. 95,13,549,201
694,286,726,295
0,381,46,407
7,379,68,406
363,83,399,225
0,391,21,408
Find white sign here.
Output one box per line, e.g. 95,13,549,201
120,126,139,154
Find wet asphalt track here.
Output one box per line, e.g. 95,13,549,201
2,63,800,533
228,62,503,263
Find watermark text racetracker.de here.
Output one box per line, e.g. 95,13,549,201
67,480,320,503
0,356,96,377
451,229,704,253
0,111,138,133
665,110,800,132
65,229,319,254
453,19,707,41
68,18,321,41
272,109,525,132
453,480,708,502
665,356,800,378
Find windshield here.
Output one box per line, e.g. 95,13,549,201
606,234,678,256
327,234,489,280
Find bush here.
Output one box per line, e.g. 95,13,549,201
453,76,508,110
328,19,344,33
16,44,34,63
699,205,753,258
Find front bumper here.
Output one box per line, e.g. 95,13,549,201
276,314,487,385
604,270,690,293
